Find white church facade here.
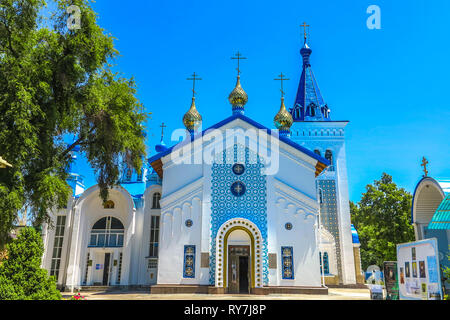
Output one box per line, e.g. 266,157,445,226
41,34,364,294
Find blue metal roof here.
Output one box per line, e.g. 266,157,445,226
147,112,330,167
291,42,331,122
411,176,445,224
427,194,450,230
351,224,360,244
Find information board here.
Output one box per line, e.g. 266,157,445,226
397,238,442,300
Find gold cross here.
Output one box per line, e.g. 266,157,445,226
187,72,202,97
274,72,290,97
300,22,310,42
231,51,247,76
160,122,166,140
421,156,429,177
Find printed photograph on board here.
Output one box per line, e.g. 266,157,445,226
405,262,410,277
412,247,416,261
400,267,405,284
419,261,426,278
412,262,418,278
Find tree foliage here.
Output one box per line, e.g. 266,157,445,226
0,227,61,299
0,0,147,245
350,173,415,270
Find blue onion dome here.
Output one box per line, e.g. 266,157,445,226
351,224,360,244
155,139,168,153
228,76,248,108
183,97,202,131
274,97,293,132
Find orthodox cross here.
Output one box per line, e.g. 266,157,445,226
300,21,310,42
187,72,202,97
421,156,429,177
274,72,290,98
231,51,247,76
234,183,243,194
160,122,166,140
234,165,243,174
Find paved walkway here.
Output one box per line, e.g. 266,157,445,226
63,288,370,300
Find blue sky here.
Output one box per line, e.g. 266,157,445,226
71,0,449,202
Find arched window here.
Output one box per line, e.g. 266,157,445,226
126,169,132,181
323,252,330,274
309,104,316,117
325,150,333,164
136,170,143,182
314,149,321,156
152,192,161,209
103,200,115,209
89,216,124,247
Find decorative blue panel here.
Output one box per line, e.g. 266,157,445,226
320,251,330,275
281,246,294,279
209,144,268,285
183,245,195,278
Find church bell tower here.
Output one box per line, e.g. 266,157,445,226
289,23,357,285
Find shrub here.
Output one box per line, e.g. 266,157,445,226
0,227,61,300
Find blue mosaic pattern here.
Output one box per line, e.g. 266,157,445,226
317,179,342,280
183,245,195,278
209,144,268,285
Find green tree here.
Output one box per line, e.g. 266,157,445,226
0,227,61,299
0,0,147,245
351,173,415,270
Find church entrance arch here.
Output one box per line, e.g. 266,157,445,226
215,218,263,293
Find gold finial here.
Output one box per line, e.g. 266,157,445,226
421,156,429,177
229,52,248,110
274,73,293,132
183,73,202,132
300,22,310,43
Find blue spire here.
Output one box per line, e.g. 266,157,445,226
291,40,331,121
66,139,85,197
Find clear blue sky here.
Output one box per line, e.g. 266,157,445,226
72,0,450,202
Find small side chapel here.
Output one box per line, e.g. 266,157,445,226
41,29,363,294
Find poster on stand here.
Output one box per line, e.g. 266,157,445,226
383,261,399,300
397,238,443,300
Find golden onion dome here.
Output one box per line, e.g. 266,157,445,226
228,76,248,108
183,97,202,131
274,97,293,131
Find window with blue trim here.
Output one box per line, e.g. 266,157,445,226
183,245,195,278
281,246,294,279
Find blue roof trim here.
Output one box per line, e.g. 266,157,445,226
148,113,330,167
411,176,445,224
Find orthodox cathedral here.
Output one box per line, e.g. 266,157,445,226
41,31,364,294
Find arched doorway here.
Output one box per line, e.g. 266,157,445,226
227,229,251,293
215,218,263,293
85,216,125,286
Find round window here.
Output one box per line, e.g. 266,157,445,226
285,222,293,230
230,181,246,197
185,219,193,227
232,163,245,175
